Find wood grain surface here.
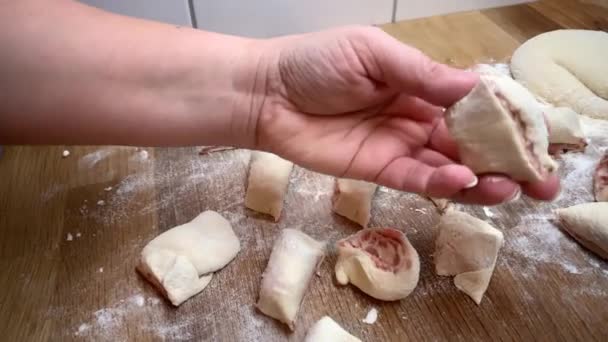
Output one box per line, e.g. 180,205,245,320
1,1,607,341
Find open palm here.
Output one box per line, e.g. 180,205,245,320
255,26,559,204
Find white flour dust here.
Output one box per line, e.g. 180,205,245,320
73,293,196,340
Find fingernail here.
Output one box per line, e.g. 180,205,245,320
485,176,506,184
464,176,478,189
507,187,522,203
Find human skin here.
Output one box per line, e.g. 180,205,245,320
0,0,559,205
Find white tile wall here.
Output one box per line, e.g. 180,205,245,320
395,0,533,21
191,0,394,38
78,0,193,27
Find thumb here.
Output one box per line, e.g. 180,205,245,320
366,30,479,107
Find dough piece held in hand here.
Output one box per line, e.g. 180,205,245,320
335,228,420,301
256,229,326,330
511,29,608,120
304,316,362,342
332,178,377,227
545,107,587,155
555,202,608,260
594,152,608,202
245,151,293,221
445,73,557,182
137,211,241,306
434,209,504,304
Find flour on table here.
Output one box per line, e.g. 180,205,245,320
78,149,113,169
362,307,378,324
483,207,495,218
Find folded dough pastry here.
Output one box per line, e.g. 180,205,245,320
256,229,325,330
544,107,587,155
332,178,377,227
245,151,293,221
137,211,241,306
304,316,361,342
555,202,608,260
445,74,557,182
335,228,420,301
594,152,608,202
434,209,504,304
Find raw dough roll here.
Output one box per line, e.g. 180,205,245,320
555,202,608,260
137,210,241,306
445,73,557,182
304,316,361,342
594,151,608,202
434,209,504,304
332,178,377,227
511,29,608,120
256,229,326,330
545,107,587,155
245,151,293,221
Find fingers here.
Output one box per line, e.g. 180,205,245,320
522,173,561,200
451,175,521,205
427,119,461,161
375,157,477,198
450,173,561,205
383,93,444,123
368,32,479,107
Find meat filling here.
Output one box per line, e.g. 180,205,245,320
339,228,411,273
494,90,546,175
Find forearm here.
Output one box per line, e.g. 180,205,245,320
0,0,265,147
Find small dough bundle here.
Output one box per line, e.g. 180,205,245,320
256,229,326,330
304,316,362,342
594,152,608,202
434,209,504,305
545,107,587,155
335,228,420,301
555,202,608,260
137,211,241,306
245,151,294,221
511,29,608,120
445,73,557,182
332,178,377,227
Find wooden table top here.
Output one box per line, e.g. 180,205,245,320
2,1,607,341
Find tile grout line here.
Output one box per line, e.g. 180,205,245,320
187,0,198,28
392,0,398,22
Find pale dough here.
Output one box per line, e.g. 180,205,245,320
594,151,608,202
511,29,608,120
445,73,557,182
555,202,608,260
545,107,587,154
332,178,377,227
434,209,504,304
245,151,293,221
304,316,362,342
335,228,420,301
256,228,326,330
137,210,241,306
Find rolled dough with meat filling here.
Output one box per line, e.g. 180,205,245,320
555,202,608,260
434,209,504,304
511,29,608,120
594,151,608,202
335,228,420,301
445,73,557,182
545,107,587,155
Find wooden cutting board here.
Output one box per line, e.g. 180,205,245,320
1,1,607,341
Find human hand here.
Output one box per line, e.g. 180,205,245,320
251,26,559,205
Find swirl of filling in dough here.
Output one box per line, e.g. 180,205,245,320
510,29,608,120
